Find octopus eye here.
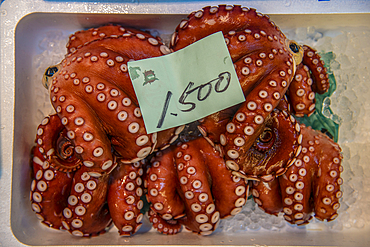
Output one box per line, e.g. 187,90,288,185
289,42,300,53
286,40,304,68
42,64,60,89
255,127,276,152
45,66,59,77
321,128,334,140
259,128,273,143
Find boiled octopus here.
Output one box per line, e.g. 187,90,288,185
29,4,344,238
30,25,184,237
170,4,343,226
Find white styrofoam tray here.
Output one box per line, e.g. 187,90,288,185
1,0,370,246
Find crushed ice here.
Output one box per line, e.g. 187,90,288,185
32,25,370,233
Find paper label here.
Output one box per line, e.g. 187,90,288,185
128,32,245,134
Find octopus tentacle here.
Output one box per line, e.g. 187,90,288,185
50,90,114,174
287,45,329,117
171,5,283,52
222,60,295,168
196,139,248,218
35,114,82,172
305,125,342,222
61,166,112,237
107,159,145,236
251,179,283,215
148,208,182,235
145,137,247,235
288,64,316,117
174,139,222,235
175,138,247,235
145,148,186,221
30,147,74,230
302,45,329,94
279,155,314,225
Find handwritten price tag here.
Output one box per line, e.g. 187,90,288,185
128,32,245,134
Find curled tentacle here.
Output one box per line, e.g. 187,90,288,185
288,64,317,117
302,45,329,94
35,114,82,172
31,114,112,237
107,159,145,236
148,208,182,235
287,45,329,117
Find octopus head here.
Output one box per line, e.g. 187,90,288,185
42,64,61,89
286,40,304,73
234,109,301,181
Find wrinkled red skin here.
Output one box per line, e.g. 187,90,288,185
145,137,248,235
288,45,330,117
251,125,343,225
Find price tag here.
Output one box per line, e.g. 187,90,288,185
128,32,245,134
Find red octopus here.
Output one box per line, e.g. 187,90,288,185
30,4,343,238
30,25,183,237
170,4,343,226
